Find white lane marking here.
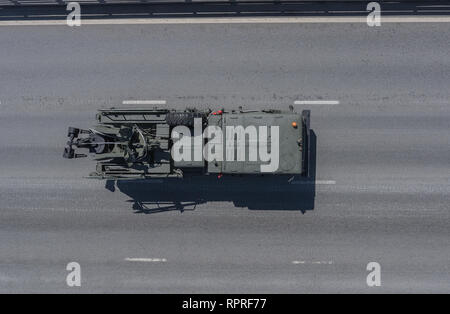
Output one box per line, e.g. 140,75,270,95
316,180,337,185
125,258,167,263
1,16,450,26
292,261,334,265
294,100,340,105
122,100,167,105
290,180,336,185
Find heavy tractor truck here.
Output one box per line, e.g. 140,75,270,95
63,107,311,180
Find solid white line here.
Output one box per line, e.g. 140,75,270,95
1,16,450,26
122,100,167,105
292,261,334,265
125,258,167,263
294,100,340,105
290,180,336,185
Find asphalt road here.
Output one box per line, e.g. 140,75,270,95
0,22,449,293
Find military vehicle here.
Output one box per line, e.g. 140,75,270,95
63,107,311,179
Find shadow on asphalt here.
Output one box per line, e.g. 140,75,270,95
105,131,317,214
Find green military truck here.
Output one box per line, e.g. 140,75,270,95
63,107,311,179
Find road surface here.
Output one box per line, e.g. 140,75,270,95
0,22,449,293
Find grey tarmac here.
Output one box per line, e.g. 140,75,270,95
0,22,449,293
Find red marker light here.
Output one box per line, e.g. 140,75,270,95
218,174,223,179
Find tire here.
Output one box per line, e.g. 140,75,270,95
165,112,205,127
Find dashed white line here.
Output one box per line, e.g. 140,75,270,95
316,180,337,185
292,261,334,265
294,100,340,105
125,258,167,263
122,100,167,105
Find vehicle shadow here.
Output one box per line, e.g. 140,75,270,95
108,130,317,214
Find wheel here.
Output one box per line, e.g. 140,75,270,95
165,111,206,127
